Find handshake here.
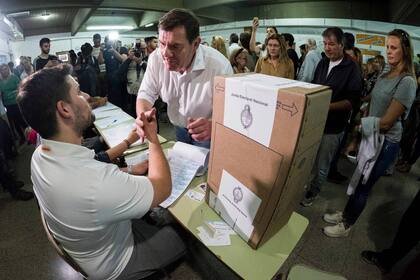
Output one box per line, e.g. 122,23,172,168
135,108,159,144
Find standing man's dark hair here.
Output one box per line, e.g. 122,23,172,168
229,33,239,45
343,32,355,50
158,8,199,43
39,37,50,47
239,32,251,51
17,65,72,139
145,36,157,44
322,27,344,46
282,33,295,48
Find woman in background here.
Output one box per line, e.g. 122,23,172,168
211,36,228,58
229,48,250,74
255,34,294,79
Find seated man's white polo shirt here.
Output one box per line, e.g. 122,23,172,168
31,139,154,280
138,44,233,128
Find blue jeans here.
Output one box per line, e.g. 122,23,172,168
343,139,400,226
175,126,210,149
306,132,345,197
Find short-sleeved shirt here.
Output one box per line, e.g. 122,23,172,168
369,74,417,142
32,139,154,280
33,55,58,71
137,44,233,128
0,74,20,106
255,57,295,79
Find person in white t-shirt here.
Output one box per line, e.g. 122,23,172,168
17,64,185,280
136,8,233,149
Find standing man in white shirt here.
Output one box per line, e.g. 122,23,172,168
136,8,233,148
17,65,185,280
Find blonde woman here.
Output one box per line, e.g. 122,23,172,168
323,29,417,238
211,36,228,58
255,34,294,79
229,48,250,74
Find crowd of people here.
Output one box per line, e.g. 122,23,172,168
1,7,419,279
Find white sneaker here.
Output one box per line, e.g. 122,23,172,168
323,223,351,238
323,211,343,224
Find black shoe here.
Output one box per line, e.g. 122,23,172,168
11,190,34,201
361,250,391,273
13,180,25,189
327,171,348,184
2,180,25,192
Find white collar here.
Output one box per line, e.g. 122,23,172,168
40,138,95,159
190,45,205,72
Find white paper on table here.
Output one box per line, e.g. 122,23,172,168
186,190,205,202
197,226,231,246
224,76,278,147
101,122,144,147
206,220,236,235
93,108,124,120
170,142,209,167
232,73,321,89
94,113,132,129
92,102,119,113
125,150,149,165
214,170,261,241
159,154,201,208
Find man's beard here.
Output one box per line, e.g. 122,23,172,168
74,107,94,137
42,49,49,55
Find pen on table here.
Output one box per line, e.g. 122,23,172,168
105,119,117,128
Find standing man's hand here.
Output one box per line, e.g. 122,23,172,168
187,117,212,141
136,108,158,143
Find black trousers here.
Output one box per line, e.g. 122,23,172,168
381,189,420,266
5,104,27,142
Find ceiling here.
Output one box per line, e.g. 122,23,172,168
0,0,419,38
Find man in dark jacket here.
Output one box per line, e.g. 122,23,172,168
301,27,362,206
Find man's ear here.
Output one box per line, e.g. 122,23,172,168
192,37,201,51
56,100,73,119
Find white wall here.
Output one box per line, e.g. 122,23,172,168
0,30,11,63
9,31,158,63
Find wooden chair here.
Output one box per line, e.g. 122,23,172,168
40,210,88,279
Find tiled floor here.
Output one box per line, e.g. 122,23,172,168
1,121,419,279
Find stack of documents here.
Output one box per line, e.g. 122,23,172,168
197,220,236,247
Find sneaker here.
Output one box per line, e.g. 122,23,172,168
300,194,317,207
323,222,351,237
323,211,343,224
327,171,348,184
361,250,391,273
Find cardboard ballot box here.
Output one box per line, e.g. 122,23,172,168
206,74,331,249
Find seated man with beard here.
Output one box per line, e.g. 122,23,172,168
17,65,185,280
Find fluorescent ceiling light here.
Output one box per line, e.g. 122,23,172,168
3,16,13,27
7,11,30,18
41,11,51,20
109,31,119,41
87,25,134,31
145,23,154,28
